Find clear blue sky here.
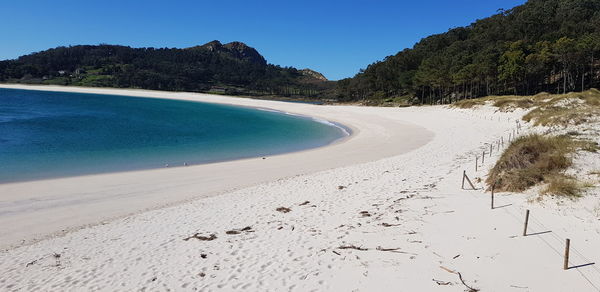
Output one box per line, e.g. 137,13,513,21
0,0,526,80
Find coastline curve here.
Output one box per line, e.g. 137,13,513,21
0,84,434,249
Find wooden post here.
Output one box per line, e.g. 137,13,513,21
523,209,530,236
464,173,477,190
501,136,504,146
490,143,493,156
475,156,478,171
482,151,485,164
462,170,466,189
564,239,570,270
491,184,495,209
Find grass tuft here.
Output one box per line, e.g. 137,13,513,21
451,89,600,123
452,99,486,109
486,134,577,195
492,97,535,110
523,90,600,126
541,175,583,197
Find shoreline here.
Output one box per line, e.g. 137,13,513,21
0,85,352,184
0,84,434,249
1,85,599,290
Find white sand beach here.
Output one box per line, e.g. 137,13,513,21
1,84,600,291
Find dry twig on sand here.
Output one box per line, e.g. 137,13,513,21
381,222,401,227
376,247,418,255
225,226,253,235
338,245,369,251
276,207,291,213
359,211,371,217
183,233,217,241
440,266,479,291
432,279,452,285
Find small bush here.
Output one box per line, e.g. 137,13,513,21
453,99,485,109
486,134,575,193
493,97,535,110
542,175,582,197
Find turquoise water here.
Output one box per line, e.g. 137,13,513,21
0,88,348,183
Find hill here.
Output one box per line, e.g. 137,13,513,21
336,0,600,104
0,41,331,98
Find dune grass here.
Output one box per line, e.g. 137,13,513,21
492,97,535,111
452,98,487,109
523,89,600,126
451,94,542,110
541,175,583,197
452,89,600,125
456,90,600,197
486,134,582,197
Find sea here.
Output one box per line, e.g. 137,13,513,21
0,88,348,183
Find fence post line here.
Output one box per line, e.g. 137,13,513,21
490,143,493,156
462,170,466,189
482,151,485,164
475,156,478,172
523,209,530,236
564,239,570,270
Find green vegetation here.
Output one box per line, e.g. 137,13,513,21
486,134,582,197
0,41,333,99
452,94,539,110
337,0,600,104
452,89,600,129
523,89,600,126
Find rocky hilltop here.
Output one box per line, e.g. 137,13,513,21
194,40,267,65
0,41,331,98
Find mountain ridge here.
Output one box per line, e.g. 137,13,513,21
0,41,330,98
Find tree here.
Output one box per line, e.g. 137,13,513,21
499,41,527,94
553,37,577,93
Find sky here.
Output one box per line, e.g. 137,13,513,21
0,0,526,80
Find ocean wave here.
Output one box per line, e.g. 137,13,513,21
310,117,351,136
254,107,351,136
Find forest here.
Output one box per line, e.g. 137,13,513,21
336,0,600,104
0,41,331,98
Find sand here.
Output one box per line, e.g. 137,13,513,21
0,84,433,248
1,84,599,291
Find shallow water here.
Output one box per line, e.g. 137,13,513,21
0,88,347,183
